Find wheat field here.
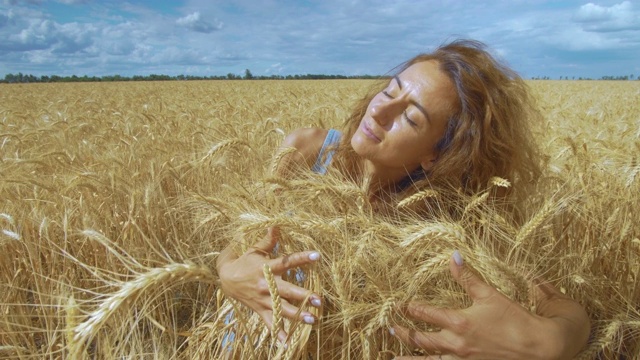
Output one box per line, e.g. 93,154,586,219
0,79,639,359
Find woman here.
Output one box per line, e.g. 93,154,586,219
217,39,590,358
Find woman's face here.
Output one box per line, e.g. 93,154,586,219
351,60,457,174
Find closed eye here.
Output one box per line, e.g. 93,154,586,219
404,111,417,127
383,89,417,127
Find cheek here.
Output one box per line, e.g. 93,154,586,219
388,130,430,160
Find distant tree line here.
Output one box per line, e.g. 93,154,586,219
532,74,636,81
1,69,383,84
3,69,637,84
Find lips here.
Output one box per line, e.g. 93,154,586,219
361,121,381,142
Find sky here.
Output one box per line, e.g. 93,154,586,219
1,0,639,79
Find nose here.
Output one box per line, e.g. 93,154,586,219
370,96,403,127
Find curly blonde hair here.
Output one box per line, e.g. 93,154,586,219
336,39,542,200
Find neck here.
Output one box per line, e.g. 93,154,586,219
361,160,416,197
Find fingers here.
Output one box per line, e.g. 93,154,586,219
531,277,567,304
258,310,289,344
278,297,318,324
448,251,494,301
258,279,320,325
257,297,317,328
250,227,281,255
259,301,317,343
277,329,288,344
403,301,463,330
390,325,450,354
276,277,321,306
269,250,321,274
249,228,321,275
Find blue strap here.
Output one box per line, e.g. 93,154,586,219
311,129,342,174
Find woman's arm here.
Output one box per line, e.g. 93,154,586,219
391,252,590,360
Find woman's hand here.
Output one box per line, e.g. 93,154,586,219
216,227,322,342
390,252,590,360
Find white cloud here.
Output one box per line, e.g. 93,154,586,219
543,27,617,51
51,22,96,53
576,1,630,21
574,1,640,32
264,62,283,74
98,21,147,56
1,16,95,53
176,11,222,33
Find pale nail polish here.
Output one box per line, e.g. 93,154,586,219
303,315,315,324
389,327,395,336
453,250,464,266
309,252,320,261
311,298,321,307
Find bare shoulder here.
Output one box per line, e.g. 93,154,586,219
282,128,328,156
275,127,329,176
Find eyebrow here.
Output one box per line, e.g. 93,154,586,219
393,75,432,124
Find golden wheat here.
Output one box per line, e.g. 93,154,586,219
0,80,638,359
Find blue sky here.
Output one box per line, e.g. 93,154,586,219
1,0,639,79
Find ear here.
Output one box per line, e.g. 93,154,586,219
419,154,437,172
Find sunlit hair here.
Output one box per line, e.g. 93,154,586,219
336,39,542,200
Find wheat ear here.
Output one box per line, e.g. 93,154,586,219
513,199,557,248
72,263,216,355
463,191,490,216
396,189,439,209
400,222,466,248
263,263,284,340
65,294,79,355
200,138,248,162
271,146,298,175
365,295,396,337
488,176,511,188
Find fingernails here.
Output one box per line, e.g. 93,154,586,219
303,315,315,324
388,327,395,336
309,252,320,261
453,250,464,266
311,297,321,307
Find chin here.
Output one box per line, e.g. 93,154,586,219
350,132,368,156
